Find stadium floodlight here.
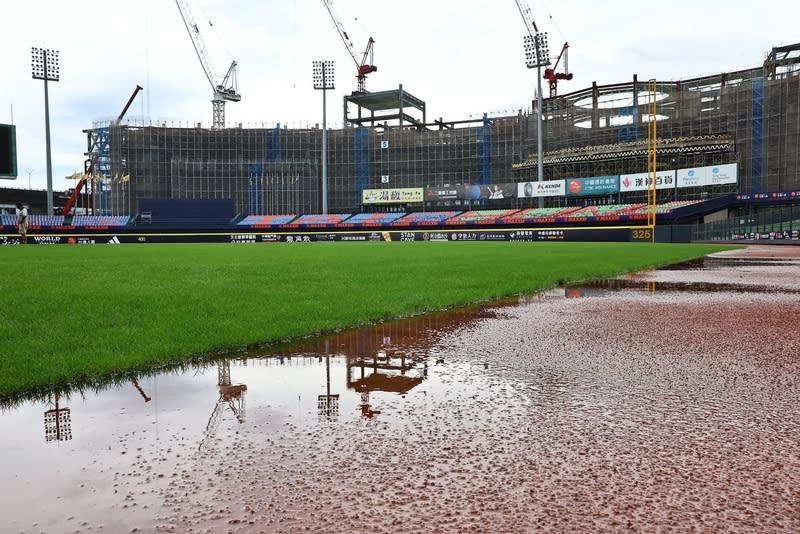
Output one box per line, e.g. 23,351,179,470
312,60,334,214
523,34,549,208
31,47,60,215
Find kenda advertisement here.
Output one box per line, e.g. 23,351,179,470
518,180,566,197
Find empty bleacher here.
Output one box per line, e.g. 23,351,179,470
70,215,131,229
284,214,350,228
499,207,582,224
339,212,406,228
447,209,521,226
237,215,298,228
390,211,462,227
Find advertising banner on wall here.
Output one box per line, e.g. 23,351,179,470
518,180,566,198
677,164,738,188
566,176,619,197
619,170,675,192
424,183,518,201
362,188,424,204
463,183,518,200
425,187,462,201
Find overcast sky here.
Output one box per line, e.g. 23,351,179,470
1,0,797,191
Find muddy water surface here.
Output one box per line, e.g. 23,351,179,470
1,245,799,533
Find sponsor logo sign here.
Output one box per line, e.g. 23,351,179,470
517,180,566,197
619,170,675,192
565,175,619,197
425,187,461,200
677,164,737,188
362,188,424,204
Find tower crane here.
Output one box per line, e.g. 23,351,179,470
544,42,572,97
175,0,241,129
320,0,377,94
513,0,572,97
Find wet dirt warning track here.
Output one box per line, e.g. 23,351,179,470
1,245,798,533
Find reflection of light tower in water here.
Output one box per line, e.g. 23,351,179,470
199,360,247,451
44,393,72,443
317,353,340,421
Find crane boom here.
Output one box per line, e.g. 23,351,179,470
320,0,360,70
320,0,377,93
513,0,540,37
175,0,240,128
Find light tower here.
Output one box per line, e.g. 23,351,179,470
31,47,59,215
313,60,335,215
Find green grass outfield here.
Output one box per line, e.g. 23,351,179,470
0,242,734,397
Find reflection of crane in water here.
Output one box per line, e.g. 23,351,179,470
131,378,152,402
199,360,247,451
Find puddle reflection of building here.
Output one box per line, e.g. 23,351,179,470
44,393,72,443
199,360,247,451
348,349,429,419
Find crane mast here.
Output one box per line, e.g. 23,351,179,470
175,0,241,129
320,0,377,93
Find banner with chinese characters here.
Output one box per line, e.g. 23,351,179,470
619,170,675,192
565,176,619,197
362,188,424,204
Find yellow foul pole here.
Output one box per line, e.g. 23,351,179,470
647,79,658,241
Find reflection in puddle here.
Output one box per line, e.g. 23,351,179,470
1,248,799,532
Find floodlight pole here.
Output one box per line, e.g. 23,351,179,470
32,47,60,216
313,60,335,215
524,33,549,208
536,65,544,208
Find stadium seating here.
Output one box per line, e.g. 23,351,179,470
237,215,298,228
447,209,521,226
339,213,406,227
499,207,582,224
70,215,131,229
390,211,462,227
285,214,350,228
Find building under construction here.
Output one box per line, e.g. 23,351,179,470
88,43,800,217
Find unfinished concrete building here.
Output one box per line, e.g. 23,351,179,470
87,43,800,217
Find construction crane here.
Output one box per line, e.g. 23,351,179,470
64,84,143,217
513,1,572,97
175,0,240,129
198,360,247,452
544,42,572,97
320,0,377,94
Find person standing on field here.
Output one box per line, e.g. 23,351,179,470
15,202,28,244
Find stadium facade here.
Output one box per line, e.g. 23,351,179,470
88,43,800,217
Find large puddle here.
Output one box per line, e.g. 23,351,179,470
2,245,799,532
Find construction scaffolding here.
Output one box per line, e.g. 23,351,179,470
88,43,800,217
